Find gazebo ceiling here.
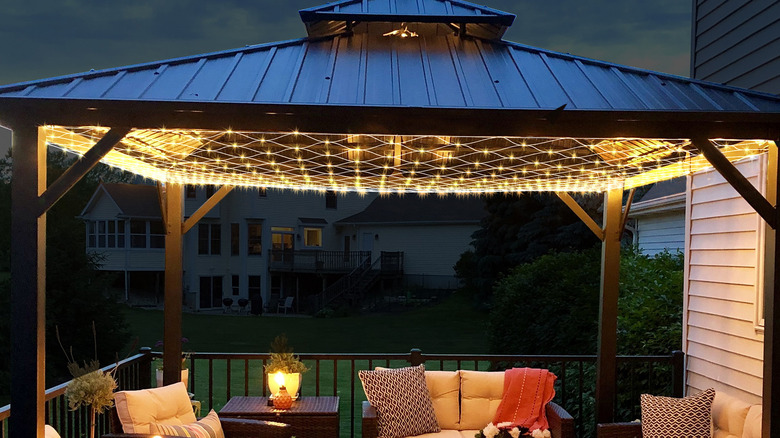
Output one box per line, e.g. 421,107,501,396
1,0,780,192
45,125,768,193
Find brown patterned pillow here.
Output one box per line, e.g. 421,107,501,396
640,388,715,438
359,365,441,438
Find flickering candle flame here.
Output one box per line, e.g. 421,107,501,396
274,371,286,388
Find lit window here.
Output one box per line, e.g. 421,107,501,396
304,228,322,247
248,223,262,255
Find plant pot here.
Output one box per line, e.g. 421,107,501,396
267,372,301,400
156,368,189,390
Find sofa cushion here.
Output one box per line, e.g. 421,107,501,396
359,365,441,438
425,371,461,430
413,429,464,438
743,405,762,438
640,388,715,438
150,409,225,438
459,370,504,430
712,391,751,438
114,382,197,434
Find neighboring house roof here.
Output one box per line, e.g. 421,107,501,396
81,183,161,219
629,177,687,217
0,0,778,114
336,194,485,225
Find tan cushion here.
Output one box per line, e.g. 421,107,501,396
712,391,751,438
459,370,504,429
413,430,463,438
459,430,480,438
114,381,197,434
44,425,61,438
742,405,762,438
150,409,225,438
425,371,460,429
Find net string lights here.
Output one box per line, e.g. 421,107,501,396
42,126,770,194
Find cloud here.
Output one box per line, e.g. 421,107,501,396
0,0,691,85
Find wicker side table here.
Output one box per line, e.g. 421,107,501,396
219,396,340,438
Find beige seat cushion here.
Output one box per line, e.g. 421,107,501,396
459,430,480,438
114,381,197,434
413,429,463,438
712,391,751,438
425,371,461,430
459,370,504,430
44,425,60,438
742,405,762,438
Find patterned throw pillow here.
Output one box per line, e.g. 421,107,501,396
359,365,441,438
150,409,225,438
640,388,715,438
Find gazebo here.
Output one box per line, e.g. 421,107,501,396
1,0,780,436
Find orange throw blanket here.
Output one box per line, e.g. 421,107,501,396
492,368,557,431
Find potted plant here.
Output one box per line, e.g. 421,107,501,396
154,337,191,390
264,334,308,399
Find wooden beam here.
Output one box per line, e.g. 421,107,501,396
555,192,605,241
38,127,130,215
764,140,779,438
691,136,776,229
182,185,234,234
156,182,167,226
163,183,184,386
620,188,636,235
595,187,623,424
10,125,47,438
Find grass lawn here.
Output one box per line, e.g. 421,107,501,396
123,291,488,354
123,292,488,438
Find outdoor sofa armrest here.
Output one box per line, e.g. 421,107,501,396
596,422,642,438
362,401,379,438
546,401,575,438
362,401,575,438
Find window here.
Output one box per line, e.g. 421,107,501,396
199,276,223,309
325,190,337,209
303,227,322,247
248,223,263,255
271,227,295,262
87,220,125,249
149,221,165,248
258,188,267,198
206,185,216,198
198,223,221,255
232,275,240,296
130,220,147,248
185,185,196,198
231,223,240,255
248,276,262,299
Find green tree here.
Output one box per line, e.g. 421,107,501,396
455,193,600,304
0,150,134,401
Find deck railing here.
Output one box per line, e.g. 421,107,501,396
0,349,683,438
269,250,372,272
0,350,153,438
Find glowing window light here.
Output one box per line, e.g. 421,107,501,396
43,126,770,195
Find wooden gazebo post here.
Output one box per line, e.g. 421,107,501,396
162,183,184,386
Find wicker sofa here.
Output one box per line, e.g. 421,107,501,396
362,370,575,438
597,391,761,438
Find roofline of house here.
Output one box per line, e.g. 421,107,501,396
628,192,686,216
335,219,481,226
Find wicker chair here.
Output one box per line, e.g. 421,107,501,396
103,383,291,438
596,422,642,438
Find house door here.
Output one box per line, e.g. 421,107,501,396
199,276,223,309
361,233,374,253
271,226,295,263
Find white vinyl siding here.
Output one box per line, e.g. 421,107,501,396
684,156,765,404
634,212,685,256
692,0,780,93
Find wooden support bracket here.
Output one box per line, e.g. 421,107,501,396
38,127,130,215
620,188,636,236
182,185,234,234
691,136,776,229
555,191,605,241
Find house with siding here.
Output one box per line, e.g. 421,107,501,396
683,0,780,404
80,183,485,312
628,177,686,255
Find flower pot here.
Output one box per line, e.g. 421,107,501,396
267,372,301,400
156,368,189,390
